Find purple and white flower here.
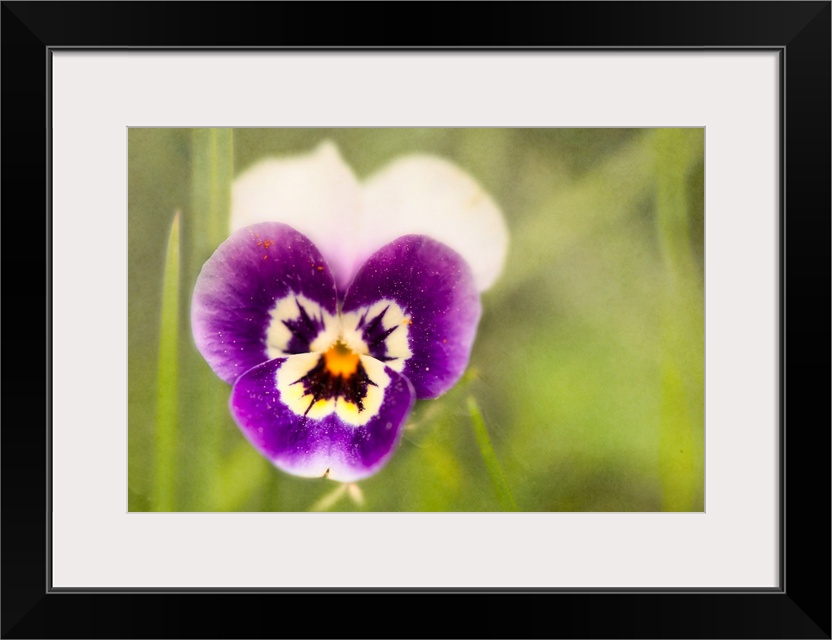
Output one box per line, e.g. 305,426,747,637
191,142,508,482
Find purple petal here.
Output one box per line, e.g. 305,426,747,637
342,235,481,399
230,355,415,482
192,222,338,385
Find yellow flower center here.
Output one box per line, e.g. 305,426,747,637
324,341,360,378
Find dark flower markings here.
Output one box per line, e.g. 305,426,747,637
355,305,400,363
279,298,403,417
291,357,377,416
280,298,326,354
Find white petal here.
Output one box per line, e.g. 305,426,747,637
359,155,509,291
232,141,363,292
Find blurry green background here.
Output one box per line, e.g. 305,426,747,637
128,128,704,512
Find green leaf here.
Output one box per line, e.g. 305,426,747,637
152,213,181,511
467,396,518,511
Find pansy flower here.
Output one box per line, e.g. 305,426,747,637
192,142,508,482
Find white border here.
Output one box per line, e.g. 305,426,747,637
51,52,779,588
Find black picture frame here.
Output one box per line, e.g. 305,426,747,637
2,2,829,638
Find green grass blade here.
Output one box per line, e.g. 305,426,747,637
178,128,236,510
467,396,518,511
190,128,234,259
654,128,702,285
152,213,181,511
653,128,705,511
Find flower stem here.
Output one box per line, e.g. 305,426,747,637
308,484,348,512
467,395,518,511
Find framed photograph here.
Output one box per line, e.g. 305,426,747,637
127,125,706,516
3,2,829,638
